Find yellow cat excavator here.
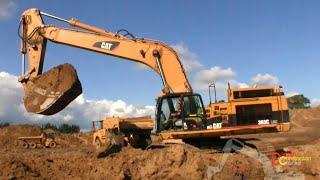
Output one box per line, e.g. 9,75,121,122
18,8,290,142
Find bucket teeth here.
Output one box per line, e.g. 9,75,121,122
23,63,82,115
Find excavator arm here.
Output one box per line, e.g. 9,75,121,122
19,8,192,115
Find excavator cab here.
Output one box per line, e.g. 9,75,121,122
156,93,206,132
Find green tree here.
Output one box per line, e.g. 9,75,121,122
0,122,10,128
58,123,80,133
287,94,311,109
43,123,58,131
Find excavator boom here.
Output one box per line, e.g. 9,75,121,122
19,8,192,115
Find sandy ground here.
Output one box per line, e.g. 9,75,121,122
0,107,319,179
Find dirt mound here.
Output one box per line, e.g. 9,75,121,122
23,63,82,115
0,143,265,179
0,159,41,179
0,107,320,179
283,106,320,145
0,125,266,179
57,132,93,148
99,145,265,179
290,106,320,128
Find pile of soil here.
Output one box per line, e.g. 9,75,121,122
57,132,93,148
0,140,265,179
0,107,319,179
290,106,320,128
283,106,320,145
23,63,82,115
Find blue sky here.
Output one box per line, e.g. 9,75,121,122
1,0,319,106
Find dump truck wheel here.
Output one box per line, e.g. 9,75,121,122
110,134,125,147
22,142,29,149
30,142,37,149
138,136,152,149
49,141,56,148
96,132,123,158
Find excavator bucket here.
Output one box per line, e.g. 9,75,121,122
22,63,82,115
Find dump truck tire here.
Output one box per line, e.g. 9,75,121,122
49,141,56,148
22,142,29,149
30,142,37,149
128,135,151,149
137,136,152,149
96,132,124,158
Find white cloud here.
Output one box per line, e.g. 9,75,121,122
195,66,236,84
0,71,154,130
171,43,204,73
238,82,250,88
0,0,17,19
311,98,320,107
252,73,279,86
286,92,300,98
193,66,248,91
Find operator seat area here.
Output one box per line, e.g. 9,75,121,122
158,94,206,131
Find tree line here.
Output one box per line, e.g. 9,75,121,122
0,122,80,133
42,123,80,133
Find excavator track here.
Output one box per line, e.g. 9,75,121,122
232,133,310,158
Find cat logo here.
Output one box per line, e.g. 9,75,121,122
93,41,120,51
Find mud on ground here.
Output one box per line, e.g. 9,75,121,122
0,107,319,179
